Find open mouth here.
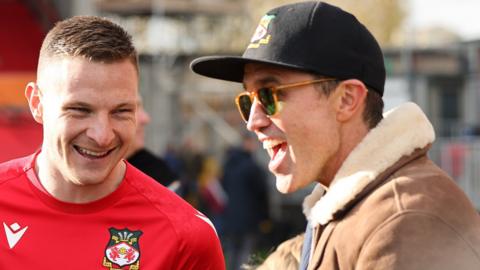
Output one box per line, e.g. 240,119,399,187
263,140,286,159
74,145,114,159
263,139,288,172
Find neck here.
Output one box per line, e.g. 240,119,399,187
321,118,369,187
35,151,125,203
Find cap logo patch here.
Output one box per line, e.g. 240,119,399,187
248,14,275,49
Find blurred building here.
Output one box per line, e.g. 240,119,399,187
383,38,480,209
384,39,480,137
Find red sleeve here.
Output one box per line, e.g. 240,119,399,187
174,211,226,270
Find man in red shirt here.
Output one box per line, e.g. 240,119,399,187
0,16,224,269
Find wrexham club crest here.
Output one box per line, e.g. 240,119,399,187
103,228,143,270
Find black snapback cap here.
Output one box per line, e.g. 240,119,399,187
191,1,386,96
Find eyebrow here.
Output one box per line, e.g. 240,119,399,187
62,101,91,109
62,101,136,110
114,102,136,109
242,76,281,90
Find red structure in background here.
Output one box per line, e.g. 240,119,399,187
0,1,45,72
0,0,52,162
0,110,42,163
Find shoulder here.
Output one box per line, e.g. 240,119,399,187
351,157,480,268
332,155,480,251
356,155,477,222
124,163,225,269
357,211,480,269
256,234,303,270
387,156,478,220
0,155,32,184
172,211,225,269
123,162,192,215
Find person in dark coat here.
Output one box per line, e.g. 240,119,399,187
126,96,178,188
221,134,269,270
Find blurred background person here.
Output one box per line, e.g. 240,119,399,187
198,155,227,230
220,133,270,270
125,96,179,189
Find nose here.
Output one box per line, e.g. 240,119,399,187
86,114,115,147
246,98,271,132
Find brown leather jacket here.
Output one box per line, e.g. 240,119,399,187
259,103,480,270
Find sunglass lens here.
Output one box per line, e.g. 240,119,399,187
238,94,252,121
258,88,276,115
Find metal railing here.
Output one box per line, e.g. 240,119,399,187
430,138,480,209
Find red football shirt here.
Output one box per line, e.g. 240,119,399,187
0,152,225,269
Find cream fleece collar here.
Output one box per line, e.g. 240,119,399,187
303,102,435,227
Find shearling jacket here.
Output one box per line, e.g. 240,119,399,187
258,102,480,270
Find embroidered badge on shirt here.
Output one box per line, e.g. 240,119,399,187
102,228,143,270
248,14,276,49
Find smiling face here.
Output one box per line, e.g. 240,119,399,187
29,57,138,188
243,63,343,193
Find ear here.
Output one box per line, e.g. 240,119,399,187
25,82,43,124
335,79,368,123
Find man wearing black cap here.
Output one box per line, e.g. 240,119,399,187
191,1,480,269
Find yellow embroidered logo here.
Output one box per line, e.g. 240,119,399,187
248,14,276,49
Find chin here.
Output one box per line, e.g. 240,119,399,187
276,172,315,194
275,175,294,194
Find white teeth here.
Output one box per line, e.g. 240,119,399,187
77,147,109,157
263,139,284,150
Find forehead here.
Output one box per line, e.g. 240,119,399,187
39,57,137,87
243,63,314,86
39,57,138,103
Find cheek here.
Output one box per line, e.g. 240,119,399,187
41,113,66,142
288,124,322,166
287,108,338,161
116,121,137,143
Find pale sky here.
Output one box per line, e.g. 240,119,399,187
409,0,480,40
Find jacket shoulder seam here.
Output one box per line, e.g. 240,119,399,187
391,179,404,211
